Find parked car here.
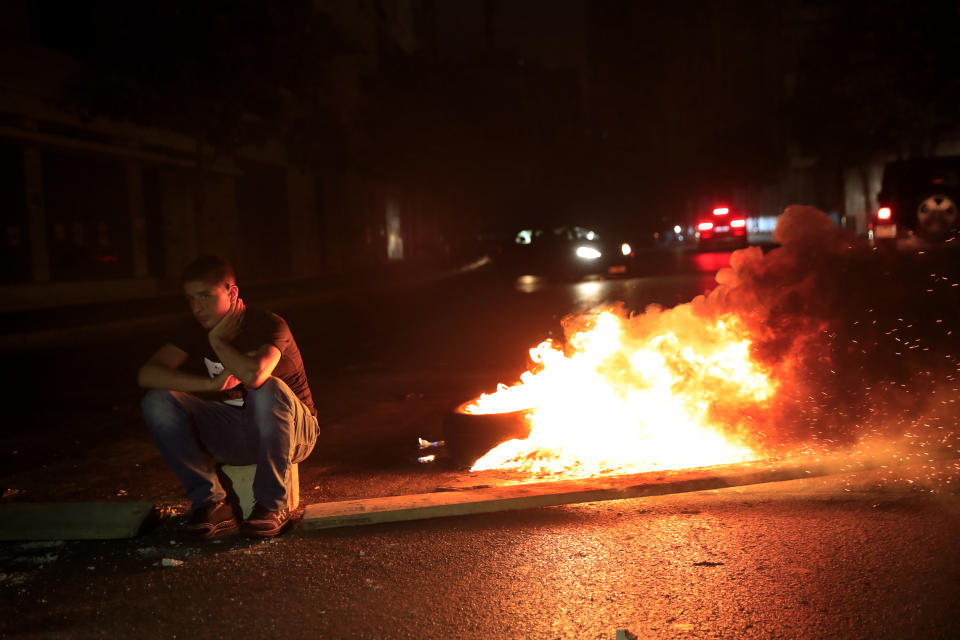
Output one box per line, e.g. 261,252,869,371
500,224,635,279
695,206,749,250
871,156,960,247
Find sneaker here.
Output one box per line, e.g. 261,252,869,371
185,500,239,540
241,503,292,537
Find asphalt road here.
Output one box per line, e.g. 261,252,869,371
2,246,960,639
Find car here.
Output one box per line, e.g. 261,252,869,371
870,156,960,247
500,224,635,279
695,206,749,250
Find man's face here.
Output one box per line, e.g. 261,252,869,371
184,280,236,329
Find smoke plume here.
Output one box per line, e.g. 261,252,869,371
567,205,960,454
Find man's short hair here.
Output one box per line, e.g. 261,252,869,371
182,255,236,288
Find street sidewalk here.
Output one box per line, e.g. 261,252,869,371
0,256,490,352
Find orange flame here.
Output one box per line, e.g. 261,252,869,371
467,308,775,477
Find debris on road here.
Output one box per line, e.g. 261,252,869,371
0,572,31,586
160,558,184,568
418,437,445,450
416,437,447,464
17,541,64,550
13,553,59,565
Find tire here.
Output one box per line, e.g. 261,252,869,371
442,402,532,468
916,193,958,242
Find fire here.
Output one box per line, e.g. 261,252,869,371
454,205,960,490
467,308,775,477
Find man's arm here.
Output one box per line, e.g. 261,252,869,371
137,343,236,392
206,297,282,389
208,339,281,390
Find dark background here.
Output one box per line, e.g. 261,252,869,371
1,0,959,301
19,0,960,229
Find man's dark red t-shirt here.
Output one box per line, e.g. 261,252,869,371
169,308,316,415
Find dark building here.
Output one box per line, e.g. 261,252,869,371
0,1,431,312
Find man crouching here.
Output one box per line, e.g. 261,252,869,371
138,256,318,539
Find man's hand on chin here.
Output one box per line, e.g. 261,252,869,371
209,297,246,345
210,369,242,392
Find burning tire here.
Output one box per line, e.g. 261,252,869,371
442,401,532,467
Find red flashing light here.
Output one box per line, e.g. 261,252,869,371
877,207,892,221
730,219,747,228
698,221,715,231
712,207,730,216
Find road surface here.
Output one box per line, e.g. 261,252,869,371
2,247,959,639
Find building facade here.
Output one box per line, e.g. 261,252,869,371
0,1,432,312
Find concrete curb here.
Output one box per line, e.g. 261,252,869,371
301,450,959,530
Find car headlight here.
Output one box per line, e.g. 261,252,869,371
620,243,632,256
575,246,602,260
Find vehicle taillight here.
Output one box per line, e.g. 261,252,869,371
698,221,714,231
712,207,729,216
877,207,892,221
730,219,746,228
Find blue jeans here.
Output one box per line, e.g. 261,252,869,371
142,377,318,512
